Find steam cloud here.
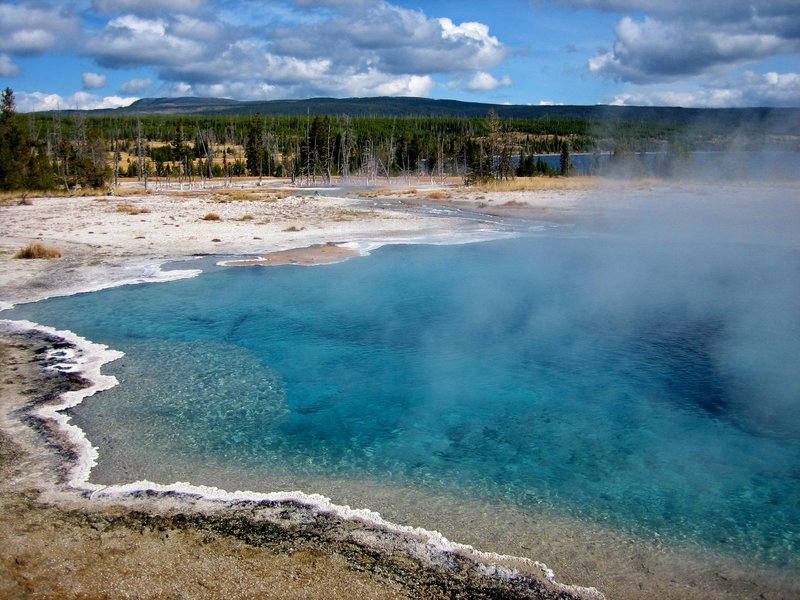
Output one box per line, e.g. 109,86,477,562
417,180,800,439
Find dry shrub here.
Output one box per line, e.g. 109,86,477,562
111,186,150,197
14,243,63,259
202,212,221,221
357,188,391,199
212,190,260,202
262,192,286,202
115,203,151,215
0,193,34,206
472,176,597,193
332,209,361,222
237,214,254,221
283,225,303,232
427,191,450,200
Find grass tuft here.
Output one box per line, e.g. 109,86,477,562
110,187,151,197
201,212,221,221
212,189,264,202
13,243,63,259
115,203,151,215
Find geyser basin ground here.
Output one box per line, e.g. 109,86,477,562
7,230,800,592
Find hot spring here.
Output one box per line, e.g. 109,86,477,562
5,183,800,596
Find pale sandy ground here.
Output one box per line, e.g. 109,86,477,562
224,244,360,267
0,176,641,306
1,177,798,599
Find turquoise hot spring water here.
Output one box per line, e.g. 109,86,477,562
6,230,800,584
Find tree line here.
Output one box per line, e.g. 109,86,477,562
1,86,698,191
1,88,108,191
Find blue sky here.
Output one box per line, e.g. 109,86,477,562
2,0,799,112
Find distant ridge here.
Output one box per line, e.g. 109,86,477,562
48,96,800,131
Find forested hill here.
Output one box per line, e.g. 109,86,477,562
62,96,800,132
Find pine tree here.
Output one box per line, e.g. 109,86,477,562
559,139,571,176
0,88,56,190
172,119,189,175
300,115,335,183
0,88,26,190
245,113,265,178
74,126,109,188
465,138,491,183
498,144,513,180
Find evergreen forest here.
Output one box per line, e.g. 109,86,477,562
1,87,796,192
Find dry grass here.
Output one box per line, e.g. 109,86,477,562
0,192,36,206
115,203,151,215
212,190,261,203
61,187,114,197
331,209,362,222
201,212,222,221
1,187,143,205
357,189,392,199
110,186,152,197
427,191,450,200
470,176,598,192
237,214,255,221
13,243,63,259
212,188,291,203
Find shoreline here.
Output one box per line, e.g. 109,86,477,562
2,179,799,599
0,322,603,600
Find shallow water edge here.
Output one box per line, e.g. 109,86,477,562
0,321,604,600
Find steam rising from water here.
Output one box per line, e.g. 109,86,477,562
4,180,799,574
570,184,800,438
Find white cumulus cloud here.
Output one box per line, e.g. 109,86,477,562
82,72,107,89
85,15,212,68
271,2,507,78
0,3,80,54
373,74,436,97
607,70,800,107
0,53,20,77
560,0,800,83
589,16,796,83
16,91,138,112
9,0,512,105
120,78,154,94
464,71,512,91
